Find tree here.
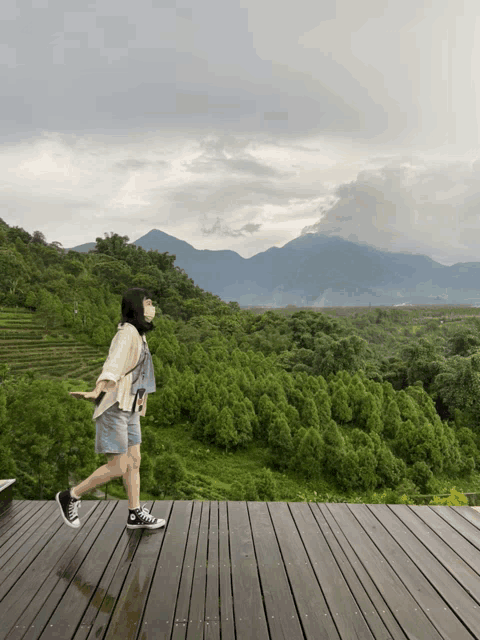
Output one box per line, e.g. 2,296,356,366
430,355,480,431
321,419,345,480
267,412,293,469
382,399,403,440
154,384,181,428
375,446,407,489
256,393,278,442
355,446,379,492
153,452,187,493
405,382,443,427
401,336,446,390
216,406,239,452
232,399,254,447
299,396,320,432
329,383,352,425
255,467,277,501
395,391,422,427
335,444,361,492
314,388,334,426
292,427,324,480
407,460,434,494
447,323,480,357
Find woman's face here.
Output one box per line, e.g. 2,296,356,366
143,297,153,313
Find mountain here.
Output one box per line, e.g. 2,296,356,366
63,230,480,307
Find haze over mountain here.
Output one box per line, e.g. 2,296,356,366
65,230,480,308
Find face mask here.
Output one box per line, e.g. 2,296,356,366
144,306,155,321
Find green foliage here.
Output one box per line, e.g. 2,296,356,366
375,446,407,488
447,324,480,357
382,399,403,440
290,427,324,481
430,354,480,433
321,420,345,480
255,467,277,501
216,406,240,452
267,413,294,469
229,480,245,500
2,222,480,506
429,487,469,506
335,441,379,493
153,452,187,492
407,460,434,494
329,384,351,424
400,336,446,390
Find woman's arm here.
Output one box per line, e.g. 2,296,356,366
95,379,115,394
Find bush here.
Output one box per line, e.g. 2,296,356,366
255,467,277,501
229,479,245,500
153,452,186,492
407,460,433,494
428,487,468,506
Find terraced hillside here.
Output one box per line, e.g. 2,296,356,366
0,307,107,387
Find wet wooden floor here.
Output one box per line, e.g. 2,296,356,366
1,498,480,639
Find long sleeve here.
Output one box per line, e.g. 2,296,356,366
92,323,147,420
95,329,132,388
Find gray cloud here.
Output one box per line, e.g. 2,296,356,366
0,0,415,141
301,157,480,265
2,0,480,266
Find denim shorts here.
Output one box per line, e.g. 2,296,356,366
95,401,142,455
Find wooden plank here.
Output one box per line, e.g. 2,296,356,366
449,505,480,533
294,499,384,639
0,501,43,550
34,501,121,640
98,500,174,640
0,502,50,573
1,500,112,640
130,500,192,640
311,503,415,640
267,501,341,640
2,499,479,640
396,505,480,573
368,504,480,636
217,501,235,640
186,501,210,640
227,501,270,640
310,503,405,639
166,500,202,640
204,501,220,640
288,500,387,640
247,501,306,640
324,503,444,639
0,500,32,539
73,501,154,640
0,503,59,591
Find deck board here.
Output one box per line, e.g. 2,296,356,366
0,499,479,640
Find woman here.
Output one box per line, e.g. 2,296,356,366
56,287,165,530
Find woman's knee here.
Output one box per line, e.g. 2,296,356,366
106,453,129,475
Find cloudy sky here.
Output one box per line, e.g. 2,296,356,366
2,0,480,266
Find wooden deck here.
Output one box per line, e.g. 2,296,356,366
1,499,480,640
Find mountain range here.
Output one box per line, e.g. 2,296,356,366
64,230,480,308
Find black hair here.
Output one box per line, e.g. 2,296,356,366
120,287,155,336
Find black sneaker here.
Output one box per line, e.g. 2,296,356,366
127,504,165,529
56,489,81,528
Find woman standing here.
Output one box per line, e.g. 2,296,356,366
56,287,164,530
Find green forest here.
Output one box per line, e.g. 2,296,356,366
1,217,480,508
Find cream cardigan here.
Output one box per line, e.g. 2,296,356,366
92,322,149,420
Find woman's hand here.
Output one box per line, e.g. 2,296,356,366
69,390,101,402
69,380,114,402
84,390,102,401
